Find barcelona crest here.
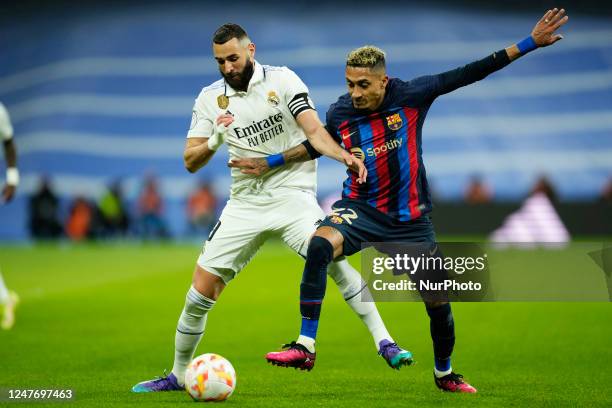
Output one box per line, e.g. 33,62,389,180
386,113,403,131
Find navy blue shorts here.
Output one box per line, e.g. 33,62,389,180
318,198,437,257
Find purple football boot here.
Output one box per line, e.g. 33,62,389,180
378,339,414,369
131,371,184,393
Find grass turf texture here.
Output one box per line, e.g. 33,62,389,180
0,241,610,407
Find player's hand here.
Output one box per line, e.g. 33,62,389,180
2,184,16,203
228,157,271,176
341,150,367,184
216,113,234,128
531,8,569,47
208,114,234,151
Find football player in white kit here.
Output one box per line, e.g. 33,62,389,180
0,102,20,330
132,23,411,392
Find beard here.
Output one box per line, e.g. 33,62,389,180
221,57,254,92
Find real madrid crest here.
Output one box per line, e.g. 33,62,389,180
217,95,229,109
267,91,280,107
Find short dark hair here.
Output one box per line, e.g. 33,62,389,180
213,23,249,44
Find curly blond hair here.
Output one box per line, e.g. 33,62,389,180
346,45,386,70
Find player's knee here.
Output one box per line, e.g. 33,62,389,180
313,226,344,258
306,236,334,266
192,265,226,301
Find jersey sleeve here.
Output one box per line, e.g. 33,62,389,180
324,104,343,145
0,103,14,141
282,68,316,118
186,94,215,139
415,49,511,100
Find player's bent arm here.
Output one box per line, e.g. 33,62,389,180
296,110,346,162
228,142,316,176
296,110,367,182
184,137,216,173
2,138,18,202
3,138,16,168
429,8,568,98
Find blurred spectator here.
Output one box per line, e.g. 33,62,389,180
530,175,558,202
599,177,612,203
464,175,492,204
98,181,129,237
137,176,168,239
187,181,217,236
65,196,94,241
28,177,62,239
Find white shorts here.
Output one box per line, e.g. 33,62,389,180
197,189,325,283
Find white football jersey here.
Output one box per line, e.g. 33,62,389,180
0,102,13,141
187,61,317,198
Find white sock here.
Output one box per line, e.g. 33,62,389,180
297,335,316,353
434,366,453,378
328,260,393,348
0,272,9,305
171,286,215,385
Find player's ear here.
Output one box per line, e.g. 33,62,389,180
381,75,389,89
247,43,255,59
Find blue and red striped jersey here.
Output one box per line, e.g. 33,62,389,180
325,49,511,222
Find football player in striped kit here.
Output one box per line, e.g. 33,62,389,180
261,9,569,393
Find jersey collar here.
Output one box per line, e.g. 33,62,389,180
224,60,265,97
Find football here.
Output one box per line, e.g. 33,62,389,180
185,353,236,402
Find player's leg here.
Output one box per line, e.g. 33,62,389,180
266,226,342,370
132,266,224,392
426,300,474,393
0,271,19,330
391,217,476,392
133,200,266,391
326,261,412,367
170,266,224,387
268,197,412,369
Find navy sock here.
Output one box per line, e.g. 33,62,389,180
426,303,455,372
299,236,334,339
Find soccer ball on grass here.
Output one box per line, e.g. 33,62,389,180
185,353,236,402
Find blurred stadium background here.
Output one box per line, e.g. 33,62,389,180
1,2,611,406
0,0,610,241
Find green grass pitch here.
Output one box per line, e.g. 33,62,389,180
0,241,610,407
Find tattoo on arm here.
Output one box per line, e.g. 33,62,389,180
282,144,311,164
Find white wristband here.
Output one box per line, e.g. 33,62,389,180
208,123,227,151
207,133,222,151
6,167,19,186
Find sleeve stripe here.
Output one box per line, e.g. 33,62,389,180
288,98,306,109
288,101,309,111
288,93,314,118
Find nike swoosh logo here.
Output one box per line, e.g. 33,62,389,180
342,130,357,140
429,245,438,256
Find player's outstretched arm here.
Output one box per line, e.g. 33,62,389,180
428,8,569,98
2,138,18,202
184,114,232,173
296,110,367,183
228,142,313,176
